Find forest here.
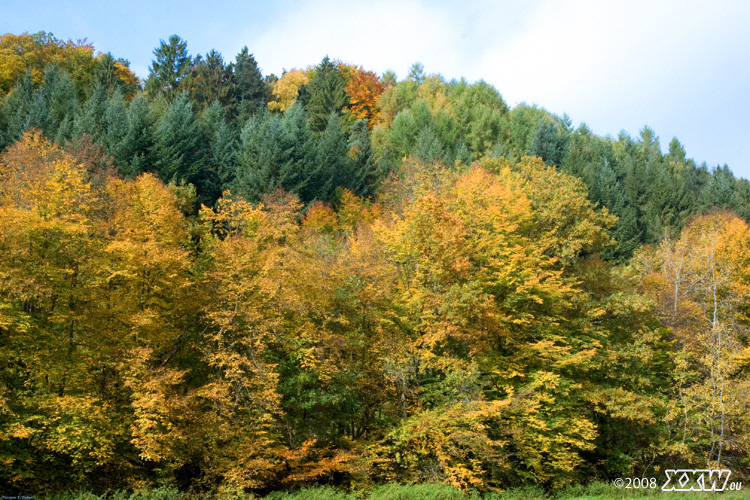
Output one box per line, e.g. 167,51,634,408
0,32,749,497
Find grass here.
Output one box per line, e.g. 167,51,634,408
39,481,746,500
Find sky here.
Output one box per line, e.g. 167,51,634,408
4,0,750,178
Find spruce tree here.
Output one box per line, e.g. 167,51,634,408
200,100,237,198
3,70,46,143
41,65,77,142
101,90,129,169
145,35,192,101
234,47,265,120
301,56,349,132
117,94,155,177
72,84,108,141
153,92,206,199
190,50,235,115
304,112,349,202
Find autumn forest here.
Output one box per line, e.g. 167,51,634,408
0,32,749,496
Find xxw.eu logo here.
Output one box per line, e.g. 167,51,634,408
662,469,741,491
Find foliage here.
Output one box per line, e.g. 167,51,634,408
2,31,750,497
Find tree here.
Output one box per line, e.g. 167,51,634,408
634,212,750,469
189,49,235,114
300,56,349,132
152,92,206,199
530,119,569,167
94,52,140,98
71,83,108,141
345,67,386,126
0,131,131,491
145,35,192,100
2,70,48,144
116,94,155,178
234,46,265,118
303,113,350,203
233,106,303,202
200,100,237,198
372,158,620,488
267,69,309,113
0,32,98,97
449,79,508,157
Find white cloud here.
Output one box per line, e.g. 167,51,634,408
247,0,464,78
204,0,750,175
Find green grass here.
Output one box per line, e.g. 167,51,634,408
41,481,747,500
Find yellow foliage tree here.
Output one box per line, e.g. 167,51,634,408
267,68,310,112
635,212,750,469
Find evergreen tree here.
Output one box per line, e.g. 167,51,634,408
348,118,381,197
2,70,47,143
414,127,445,164
300,56,349,132
233,103,317,202
304,112,349,203
152,92,207,201
190,49,235,115
145,35,192,100
530,119,569,167
116,94,155,177
234,46,265,120
71,83,108,141
95,52,141,98
200,100,237,198
41,65,77,142
100,90,129,166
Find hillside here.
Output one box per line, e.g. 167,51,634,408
0,32,748,496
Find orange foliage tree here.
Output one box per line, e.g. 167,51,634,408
345,67,386,127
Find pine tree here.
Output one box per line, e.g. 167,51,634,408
200,100,237,199
190,49,235,115
530,119,568,167
301,56,349,132
233,104,316,202
100,90,129,169
117,94,155,177
72,83,108,141
145,35,191,100
41,65,77,142
152,92,206,201
3,70,47,143
234,46,265,120
303,112,349,202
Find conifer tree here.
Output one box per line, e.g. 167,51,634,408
145,35,191,101
190,49,235,115
116,94,154,177
3,70,46,143
152,92,207,203
71,83,107,141
300,56,349,132
234,46,265,119
200,100,237,198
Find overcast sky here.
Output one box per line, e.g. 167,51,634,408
5,0,750,178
